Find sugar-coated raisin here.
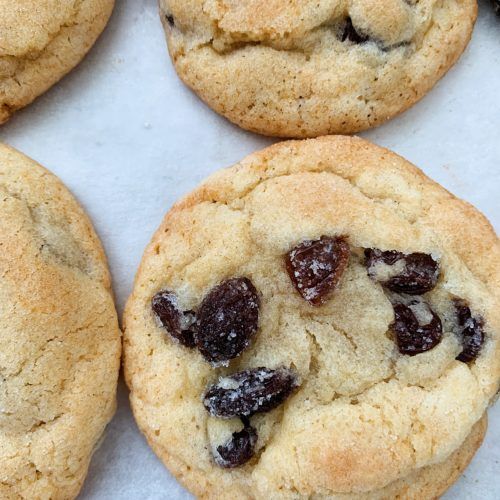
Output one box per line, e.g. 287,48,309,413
391,299,442,355
214,421,257,468
204,367,299,418
152,290,196,347
365,249,439,294
285,236,350,306
196,278,260,365
454,300,485,363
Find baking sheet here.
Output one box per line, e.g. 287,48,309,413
1,0,498,498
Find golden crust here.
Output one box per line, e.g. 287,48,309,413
134,410,487,499
377,414,487,500
0,0,115,124
0,143,121,499
159,0,477,137
124,136,499,498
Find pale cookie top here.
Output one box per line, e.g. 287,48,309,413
160,0,477,137
124,136,499,498
0,0,114,124
0,144,121,499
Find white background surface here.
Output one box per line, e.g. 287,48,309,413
1,0,499,498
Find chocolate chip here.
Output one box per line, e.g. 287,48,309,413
152,290,196,347
214,421,257,468
341,17,369,44
391,299,443,355
196,278,260,365
203,367,299,418
365,249,439,295
285,236,350,306
454,300,485,363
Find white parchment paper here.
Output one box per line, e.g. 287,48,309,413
0,1,498,498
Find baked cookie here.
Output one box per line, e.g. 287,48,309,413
0,0,114,124
0,144,121,499
124,136,499,498
160,0,477,137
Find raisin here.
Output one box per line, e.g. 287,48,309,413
152,290,196,348
285,236,350,306
341,17,369,44
196,278,260,365
365,249,439,294
214,421,257,468
166,14,175,27
203,367,299,418
493,0,500,15
391,300,443,355
454,300,485,363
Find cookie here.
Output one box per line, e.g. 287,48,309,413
124,136,499,498
0,144,121,499
160,0,477,137
364,413,487,500
0,0,114,124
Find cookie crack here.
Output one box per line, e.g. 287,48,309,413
178,4,416,60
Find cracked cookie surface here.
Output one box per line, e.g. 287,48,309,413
0,0,114,124
0,144,121,499
159,0,477,137
124,136,499,498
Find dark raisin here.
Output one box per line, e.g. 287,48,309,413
203,367,299,418
454,300,485,363
196,278,259,365
285,236,350,306
365,249,439,294
391,300,443,355
214,421,257,468
152,290,196,348
341,17,369,44
166,14,175,27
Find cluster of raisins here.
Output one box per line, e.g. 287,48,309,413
285,237,484,360
152,278,298,468
151,236,486,468
204,367,299,468
365,248,484,360
152,277,259,365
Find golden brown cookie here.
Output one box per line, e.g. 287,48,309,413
160,0,477,137
0,0,114,124
124,136,499,498
373,413,487,500
0,144,121,499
